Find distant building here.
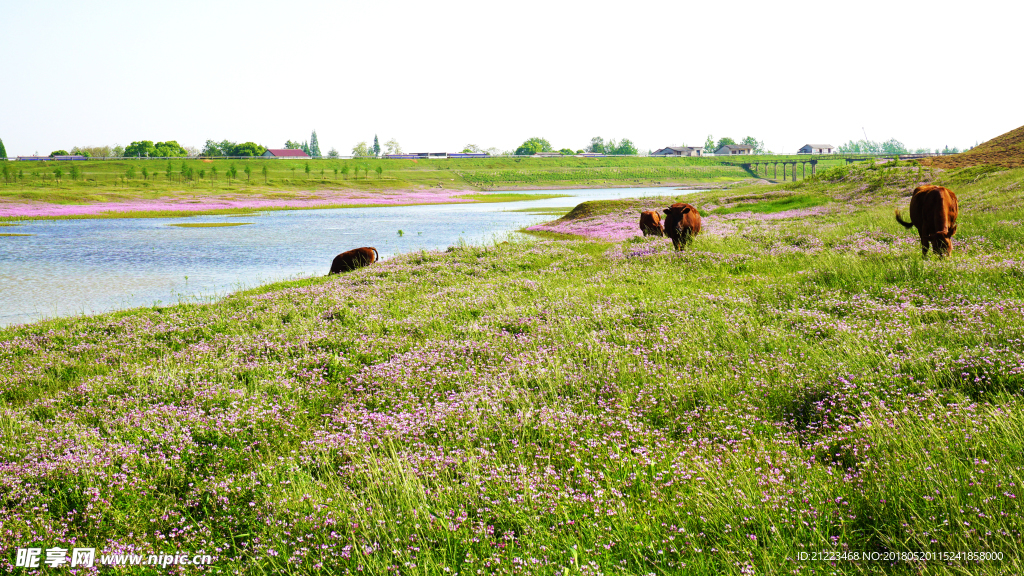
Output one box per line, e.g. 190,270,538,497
262,149,311,159
797,144,835,154
651,146,704,157
576,152,605,158
531,152,564,158
714,144,754,155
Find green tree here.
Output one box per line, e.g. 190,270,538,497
126,166,135,180
112,144,125,158
1,163,10,184
372,135,381,157
515,137,552,156
68,164,80,181
341,165,350,179
559,148,574,155
333,167,339,179
386,139,402,155
375,165,383,179
230,164,238,180
310,131,322,158
586,137,605,154
284,140,302,150
351,142,370,158
304,163,311,179
199,169,205,180
262,164,269,184
233,142,265,157
327,148,340,159
201,140,222,156
53,167,63,183
741,136,767,154
612,138,638,155
211,166,218,181
125,141,157,158
715,137,737,150
301,141,311,156
153,141,188,157
0,137,6,159
703,135,715,153
50,150,70,157
165,161,173,180
881,138,908,155
142,167,149,180
244,165,252,181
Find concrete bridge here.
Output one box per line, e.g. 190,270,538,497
744,159,820,181
738,152,943,181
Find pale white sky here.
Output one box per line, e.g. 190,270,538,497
1,0,1020,156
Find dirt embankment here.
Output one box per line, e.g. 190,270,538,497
923,124,1024,169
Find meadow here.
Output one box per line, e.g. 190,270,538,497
0,156,854,211
1,161,1023,574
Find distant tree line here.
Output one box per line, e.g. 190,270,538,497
201,140,267,157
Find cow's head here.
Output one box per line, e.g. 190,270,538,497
928,231,953,257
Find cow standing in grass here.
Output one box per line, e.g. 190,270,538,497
895,185,959,258
639,210,664,236
329,247,379,275
663,203,702,251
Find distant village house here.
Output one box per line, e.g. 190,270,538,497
651,146,703,157
797,144,835,154
262,149,311,159
714,144,753,155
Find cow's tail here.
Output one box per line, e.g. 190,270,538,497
371,247,379,263
894,208,914,230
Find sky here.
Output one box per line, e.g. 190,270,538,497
1,0,1021,157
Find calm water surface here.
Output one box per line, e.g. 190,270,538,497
0,187,689,326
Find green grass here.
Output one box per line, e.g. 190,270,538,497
709,193,831,214
2,162,1023,574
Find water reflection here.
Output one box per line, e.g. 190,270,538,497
0,187,689,326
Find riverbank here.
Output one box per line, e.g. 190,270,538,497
0,188,569,220
2,164,1023,574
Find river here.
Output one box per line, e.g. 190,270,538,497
0,187,686,327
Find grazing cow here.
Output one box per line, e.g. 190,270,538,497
895,185,959,257
639,210,664,236
662,203,702,251
328,247,379,275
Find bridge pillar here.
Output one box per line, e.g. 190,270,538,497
791,162,796,182
802,162,806,179
811,160,817,176
774,162,777,179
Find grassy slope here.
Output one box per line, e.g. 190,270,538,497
0,156,856,206
925,124,1024,169
1,163,1024,574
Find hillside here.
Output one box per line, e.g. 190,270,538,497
924,123,1024,168
2,166,1024,573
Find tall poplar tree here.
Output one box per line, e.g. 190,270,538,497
309,130,322,158
372,135,380,157
0,137,7,159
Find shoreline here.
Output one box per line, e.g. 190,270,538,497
0,188,571,221
0,181,738,221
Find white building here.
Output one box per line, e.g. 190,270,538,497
797,144,835,154
651,146,704,157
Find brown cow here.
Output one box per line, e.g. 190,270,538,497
328,247,379,275
895,185,959,257
663,203,702,251
639,210,664,236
